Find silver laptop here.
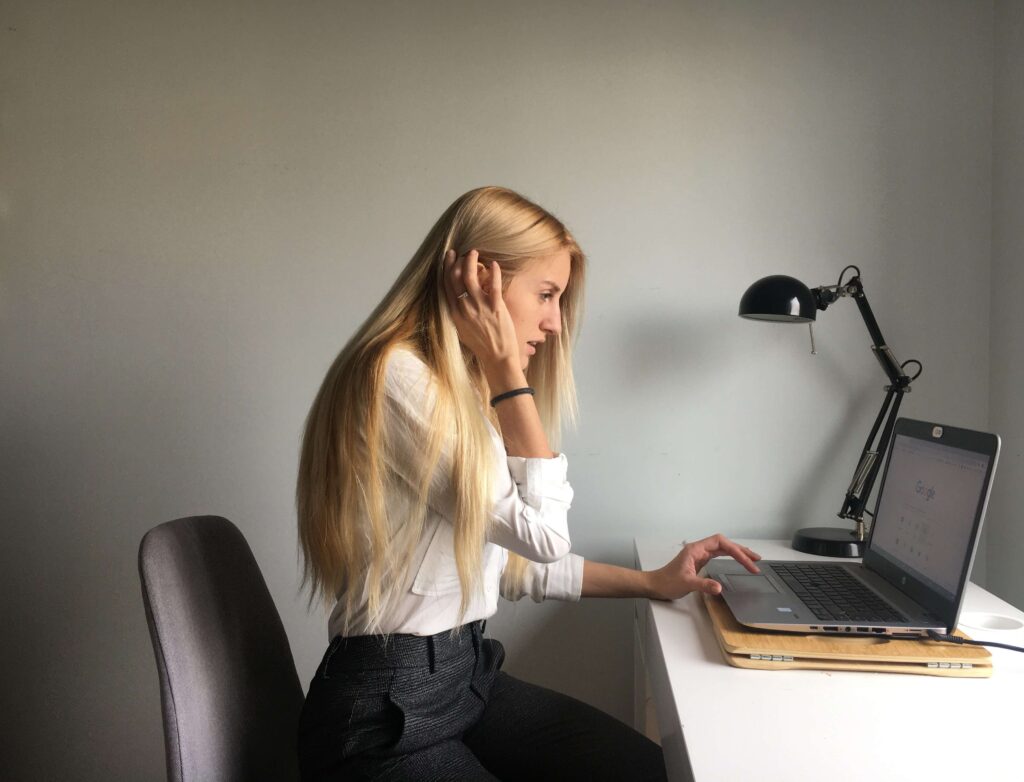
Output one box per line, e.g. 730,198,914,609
706,418,1000,637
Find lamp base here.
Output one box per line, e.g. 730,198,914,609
791,527,864,558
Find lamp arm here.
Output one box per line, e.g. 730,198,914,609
814,276,910,389
849,277,911,389
838,389,906,533
848,276,887,347
820,274,916,539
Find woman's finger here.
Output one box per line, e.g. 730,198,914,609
700,577,723,595
452,255,467,303
461,250,480,299
690,534,760,574
717,538,761,573
488,261,503,309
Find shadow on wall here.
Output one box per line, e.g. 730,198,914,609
612,315,727,392
492,580,637,722
0,414,170,777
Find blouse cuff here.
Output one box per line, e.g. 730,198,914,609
550,552,585,602
510,552,585,603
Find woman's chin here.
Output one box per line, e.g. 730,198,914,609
522,348,536,371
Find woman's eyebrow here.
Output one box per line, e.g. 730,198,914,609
539,280,563,292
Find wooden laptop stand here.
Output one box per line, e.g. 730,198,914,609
703,593,992,678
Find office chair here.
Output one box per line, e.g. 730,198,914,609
139,515,304,782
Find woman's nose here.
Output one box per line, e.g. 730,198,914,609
541,309,562,336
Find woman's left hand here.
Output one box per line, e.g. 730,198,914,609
442,249,521,377
646,534,761,600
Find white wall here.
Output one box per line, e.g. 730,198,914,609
988,0,1024,610
0,1,1001,778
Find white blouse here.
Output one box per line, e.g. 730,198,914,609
327,348,584,639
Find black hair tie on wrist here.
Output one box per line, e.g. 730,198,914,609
490,387,535,407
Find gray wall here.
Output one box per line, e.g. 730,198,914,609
988,0,1024,610
0,1,1012,778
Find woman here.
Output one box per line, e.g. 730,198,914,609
297,186,761,781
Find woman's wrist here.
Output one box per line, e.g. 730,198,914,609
582,560,665,599
482,358,527,395
490,387,535,407
638,569,663,597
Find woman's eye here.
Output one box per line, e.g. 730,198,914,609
540,292,554,302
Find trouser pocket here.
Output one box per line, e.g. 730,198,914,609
469,638,505,704
387,653,483,754
299,667,401,773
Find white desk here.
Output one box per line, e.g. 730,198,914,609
633,539,1024,782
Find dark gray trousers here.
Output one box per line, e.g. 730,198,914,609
298,621,667,781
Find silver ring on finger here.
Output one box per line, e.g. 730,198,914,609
457,291,470,300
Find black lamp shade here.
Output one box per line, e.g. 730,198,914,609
739,274,817,322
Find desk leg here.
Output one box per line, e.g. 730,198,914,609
634,601,661,743
643,601,697,782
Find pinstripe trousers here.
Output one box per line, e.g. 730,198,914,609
298,621,667,781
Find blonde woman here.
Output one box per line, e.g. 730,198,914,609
297,186,761,781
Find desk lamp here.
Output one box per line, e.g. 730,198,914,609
738,265,922,557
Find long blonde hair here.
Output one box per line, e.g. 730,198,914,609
297,186,586,633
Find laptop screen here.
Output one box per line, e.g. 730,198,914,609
869,434,991,601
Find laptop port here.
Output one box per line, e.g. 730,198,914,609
823,626,839,632
856,627,869,633
871,628,885,634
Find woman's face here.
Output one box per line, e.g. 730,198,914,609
500,249,571,371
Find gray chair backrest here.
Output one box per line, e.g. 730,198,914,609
139,515,304,782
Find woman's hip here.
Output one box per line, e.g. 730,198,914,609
298,621,504,778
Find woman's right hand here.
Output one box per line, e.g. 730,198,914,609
646,534,762,600
443,249,523,382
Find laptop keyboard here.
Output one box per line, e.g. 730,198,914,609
770,564,907,623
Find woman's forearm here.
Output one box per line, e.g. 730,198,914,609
580,559,656,599
484,359,554,458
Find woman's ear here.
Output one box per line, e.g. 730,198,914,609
477,262,494,294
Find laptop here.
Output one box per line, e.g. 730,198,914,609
705,418,1000,637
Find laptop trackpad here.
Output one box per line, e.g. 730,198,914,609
723,574,780,594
